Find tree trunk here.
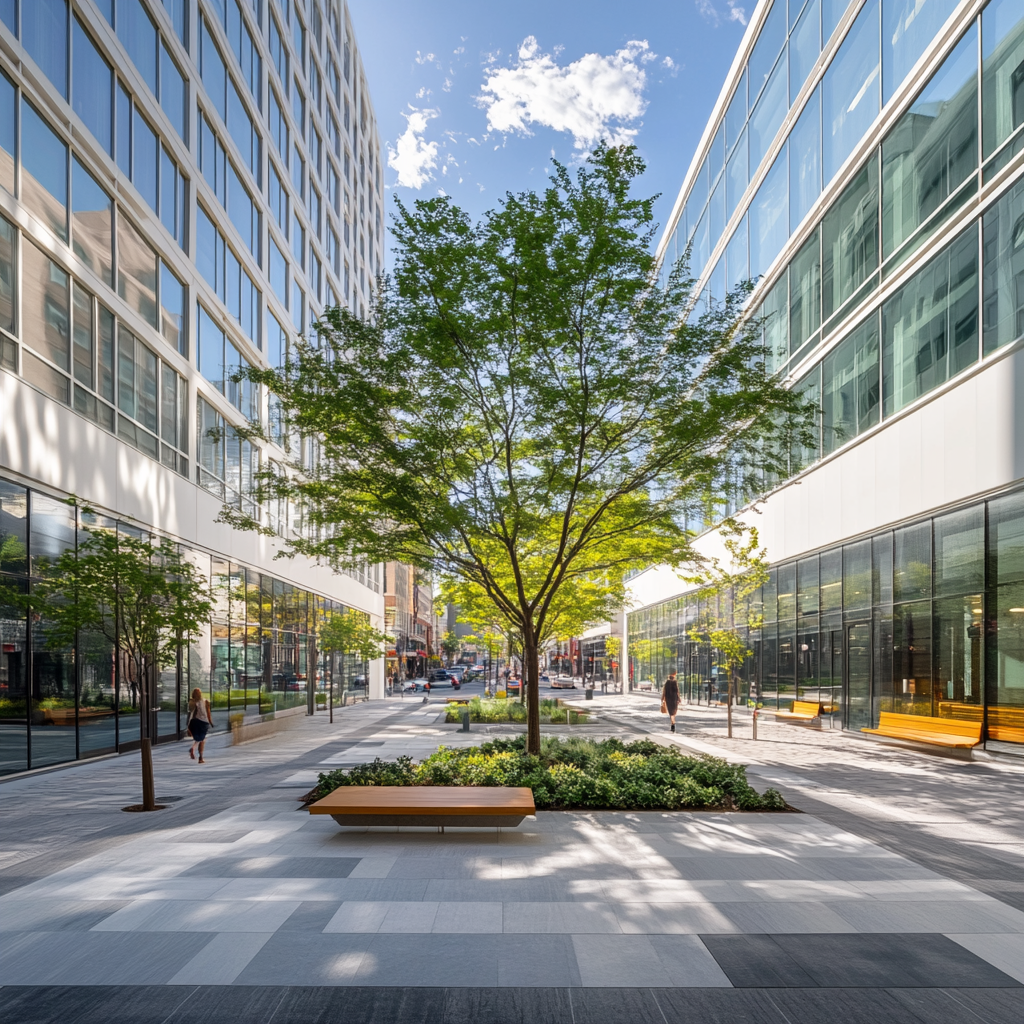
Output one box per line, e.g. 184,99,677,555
139,656,156,811
525,635,541,755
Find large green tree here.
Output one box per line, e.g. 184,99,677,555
227,145,803,754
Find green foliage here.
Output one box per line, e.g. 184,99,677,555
308,736,789,812
318,609,391,661
443,697,588,724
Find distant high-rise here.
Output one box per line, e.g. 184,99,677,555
0,0,387,775
628,0,1024,754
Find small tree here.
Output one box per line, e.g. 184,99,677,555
440,630,461,666
30,523,212,810
318,610,391,717
604,636,622,688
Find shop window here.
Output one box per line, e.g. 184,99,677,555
881,26,978,261
933,505,984,598
894,521,931,602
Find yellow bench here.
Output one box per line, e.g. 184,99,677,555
988,706,1024,744
308,786,536,830
445,698,470,705
774,700,823,722
863,711,982,749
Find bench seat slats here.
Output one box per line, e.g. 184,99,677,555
308,785,536,820
863,712,982,749
774,700,823,721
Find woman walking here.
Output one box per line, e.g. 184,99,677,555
662,671,680,732
187,688,213,763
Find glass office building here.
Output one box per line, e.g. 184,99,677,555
0,0,386,774
628,0,1024,752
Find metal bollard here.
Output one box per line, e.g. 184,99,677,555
752,709,758,741
461,708,470,732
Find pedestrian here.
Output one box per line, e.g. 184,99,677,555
187,688,213,763
661,671,680,733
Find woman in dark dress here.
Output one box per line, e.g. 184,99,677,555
662,672,680,732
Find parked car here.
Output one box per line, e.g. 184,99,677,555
466,665,485,679
550,676,577,689
428,669,454,687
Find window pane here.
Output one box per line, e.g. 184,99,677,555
198,303,225,391
116,83,132,179
98,305,114,401
790,86,821,233
117,213,159,329
160,147,177,238
843,539,872,610
881,26,978,260
749,148,789,281
161,361,178,446
132,109,158,212
982,0,1024,159
117,325,136,417
200,14,227,119
72,17,112,153
22,349,69,403
891,600,931,712
726,126,748,219
196,204,219,292
982,175,1024,354
749,53,788,171
763,271,789,374
227,161,259,258
161,262,186,356
786,224,819,352
882,225,978,416
0,71,13,196
72,281,93,388
790,0,820,105
23,242,70,371
933,505,984,598
136,340,158,433
823,0,880,184
894,521,931,602
822,156,878,321
726,69,747,151
883,0,960,104
822,312,879,454
71,158,113,287
21,101,68,241
118,0,158,96
24,0,68,98
269,238,287,305
0,213,16,335
160,41,187,141
726,216,748,293
228,79,260,182
749,0,787,106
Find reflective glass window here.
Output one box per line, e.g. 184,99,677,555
161,261,186,356
21,100,68,241
117,212,159,329
200,13,227,120
790,86,822,232
0,214,14,336
71,158,113,288
160,41,187,141
726,69,747,151
24,0,68,99
0,71,13,197
269,238,287,306
872,531,893,605
881,26,978,260
822,0,847,41
982,175,1024,354
822,312,879,454
986,492,1024,723
894,521,931,602
777,563,797,620
749,147,789,281
73,17,112,153
823,0,880,184
933,505,984,598
118,0,158,96
843,538,872,610
882,225,978,416
822,156,878,322
883,0,960,104
750,54,788,171
763,270,789,374
726,216,748,293
749,0,788,106
23,242,70,371
790,0,821,105
709,175,725,254
791,368,821,471
790,227,821,352
982,0,1024,159
132,108,159,213
726,127,748,219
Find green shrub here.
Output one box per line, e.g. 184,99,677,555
307,737,789,812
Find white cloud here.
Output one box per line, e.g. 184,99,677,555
478,36,651,150
387,107,440,189
727,1,748,24
696,0,748,26
415,51,437,65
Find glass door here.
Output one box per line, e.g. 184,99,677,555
846,622,872,731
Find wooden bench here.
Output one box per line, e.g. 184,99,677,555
986,706,1024,744
862,712,982,749
308,786,536,830
445,698,470,705
773,700,823,723
42,708,113,725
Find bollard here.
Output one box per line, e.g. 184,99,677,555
752,709,758,741
461,708,470,732
585,688,593,701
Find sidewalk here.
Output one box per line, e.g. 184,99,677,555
1,696,1022,1023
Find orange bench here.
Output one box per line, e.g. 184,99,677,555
773,700,823,723
987,706,1024,744
308,786,535,830
863,711,982,749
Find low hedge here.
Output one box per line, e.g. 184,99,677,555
307,736,787,812
444,697,588,725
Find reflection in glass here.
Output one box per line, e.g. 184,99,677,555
789,229,821,353
883,0,961,105
0,71,13,197
21,100,68,241
750,55,788,172
726,69,747,150
881,27,978,259
982,0,1024,159
22,242,70,372
71,158,113,287
23,0,68,99
749,149,789,281
982,176,1024,354
844,539,872,610
790,87,821,233
822,313,879,454
823,0,880,184
117,213,159,329
726,127,748,220
881,226,978,416
790,0,821,104
762,271,789,374
933,506,984,598
0,213,15,336
822,156,878,322
894,521,931,603
749,0,788,106
72,17,112,153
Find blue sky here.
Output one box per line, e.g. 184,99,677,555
348,0,749,257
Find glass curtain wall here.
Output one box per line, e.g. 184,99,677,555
0,474,370,775
628,485,1024,750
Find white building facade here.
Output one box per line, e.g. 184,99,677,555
0,0,387,775
628,0,1024,753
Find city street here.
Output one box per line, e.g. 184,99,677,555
1,694,1022,1022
